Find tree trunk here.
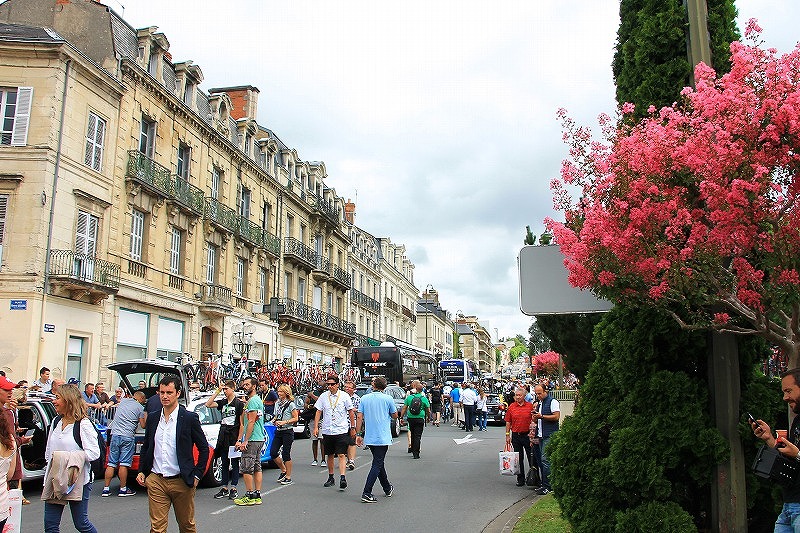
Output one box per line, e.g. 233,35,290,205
708,331,747,532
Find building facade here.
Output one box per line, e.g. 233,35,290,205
0,0,355,384
345,213,382,348
377,238,417,345
415,287,454,358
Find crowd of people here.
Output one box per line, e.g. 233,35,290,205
0,364,567,532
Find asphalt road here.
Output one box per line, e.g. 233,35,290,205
17,422,538,532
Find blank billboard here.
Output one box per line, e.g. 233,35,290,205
517,245,613,315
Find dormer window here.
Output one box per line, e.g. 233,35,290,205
183,81,194,106
148,51,159,76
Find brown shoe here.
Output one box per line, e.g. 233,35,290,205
22,497,31,505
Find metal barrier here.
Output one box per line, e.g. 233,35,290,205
87,405,118,428
550,389,578,401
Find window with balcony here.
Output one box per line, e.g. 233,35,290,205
84,112,106,172
211,166,221,200
0,87,32,146
259,267,267,304
75,210,99,280
139,116,156,158
169,226,182,275
130,209,144,261
206,243,217,284
300,224,307,245
177,142,191,180
239,186,251,219
285,214,293,239
236,257,246,297
298,277,306,304
262,202,271,232
284,271,291,298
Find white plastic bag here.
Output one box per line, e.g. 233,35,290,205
4,488,22,533
499,445,520,476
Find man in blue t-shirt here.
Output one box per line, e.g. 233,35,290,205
355,376,398,503
450,383,462,428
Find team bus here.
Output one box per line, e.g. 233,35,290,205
439,359,478,384
351,342,437,385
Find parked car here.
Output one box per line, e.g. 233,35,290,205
485,393,507,425
107,359,219,486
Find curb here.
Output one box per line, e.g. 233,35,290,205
482,489,540,533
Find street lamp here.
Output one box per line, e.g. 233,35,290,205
231,321,255,362
424,284,433,351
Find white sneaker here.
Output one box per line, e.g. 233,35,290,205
320,460,327,467
311,460,318,466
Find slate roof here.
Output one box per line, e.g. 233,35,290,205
0,22,63,43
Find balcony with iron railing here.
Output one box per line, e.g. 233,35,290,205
279,297,356,338
204,197,238,234
331,263,351,290
311,194,340,226
126,152,203,215
401,305,416,322
284,238,318,269
48,249,120,303
384,297,400,313
351,289,380,312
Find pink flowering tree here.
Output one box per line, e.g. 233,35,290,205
534,351,566,377
546,24,800,367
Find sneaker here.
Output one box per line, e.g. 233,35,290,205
361,494,377,503
228,488,238,500
320,460,327,467
213,488,229,499
323,478,335,488
536,487,550,495
384,484,393,497
347,460,355,471
101,487,111,497
277,471,287,482
118,487,136,497
233,496,252,506
311,460,318,466
339,476,347,491
251,494,262,505
279,478,294,485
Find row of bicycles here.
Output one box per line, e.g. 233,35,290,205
178,354,362,392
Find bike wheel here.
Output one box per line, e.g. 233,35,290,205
184,364,196,384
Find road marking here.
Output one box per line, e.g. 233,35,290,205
454,434,482,445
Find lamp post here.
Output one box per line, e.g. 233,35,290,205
231,321,255,363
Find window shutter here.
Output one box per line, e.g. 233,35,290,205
75,211,87,255
84,113,96,167
10,87,32,146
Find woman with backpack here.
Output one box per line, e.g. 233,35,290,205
43,384,99,533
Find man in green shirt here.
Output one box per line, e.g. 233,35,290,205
234,377,265,506
400,380,430,459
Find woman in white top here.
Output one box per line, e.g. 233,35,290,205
43,384,99,533
0,412,17,531
476,388,488,431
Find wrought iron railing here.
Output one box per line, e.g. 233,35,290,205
314,255,332,275
384,297,400,313
201,284,232,307
204,197,238,234
312,193,339,225
126,151,171,197
236,216,262,247
168,177,204,214
331,264,351,288
284,238,318,267
260,230,281,257
402,305,416,322
279,298,356,336
351,289,380,312
49,249,120,289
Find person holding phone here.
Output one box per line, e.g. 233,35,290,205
751,368,800,531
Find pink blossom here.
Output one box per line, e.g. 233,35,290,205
713,313,731,325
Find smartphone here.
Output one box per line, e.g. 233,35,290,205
24,428,35,437
747,413,757,426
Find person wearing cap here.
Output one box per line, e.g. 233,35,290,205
0,375,31,504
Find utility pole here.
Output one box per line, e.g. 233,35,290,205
685,1,745,530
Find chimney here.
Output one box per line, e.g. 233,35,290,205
344,199,356,224
208,86,259,121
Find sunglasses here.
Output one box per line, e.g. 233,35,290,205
326,382,337,386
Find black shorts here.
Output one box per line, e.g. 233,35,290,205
322,432,350,456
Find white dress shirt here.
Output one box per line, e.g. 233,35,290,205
314,390,353,435
153,408,180,476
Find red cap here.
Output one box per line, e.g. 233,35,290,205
0,375,16,391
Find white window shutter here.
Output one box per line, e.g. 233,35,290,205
10,87,32,146
0,194,7,262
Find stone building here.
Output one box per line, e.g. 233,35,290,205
0,0,354,383
377,238,417,345
416,287,454,358
345,205,382,348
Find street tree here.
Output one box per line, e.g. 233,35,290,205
546,27,800,367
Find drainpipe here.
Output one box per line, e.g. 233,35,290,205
36,59,71,371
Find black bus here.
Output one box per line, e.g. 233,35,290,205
351,343,438,386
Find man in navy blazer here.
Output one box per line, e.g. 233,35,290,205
136,375,209,533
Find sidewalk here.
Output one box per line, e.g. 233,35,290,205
482,489,541,533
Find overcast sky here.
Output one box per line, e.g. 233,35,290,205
117,0,797,341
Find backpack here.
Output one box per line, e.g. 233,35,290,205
409,395,423,416
51,415,107,480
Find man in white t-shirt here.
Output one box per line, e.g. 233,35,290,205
313,375,355,491
532,384,560,495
